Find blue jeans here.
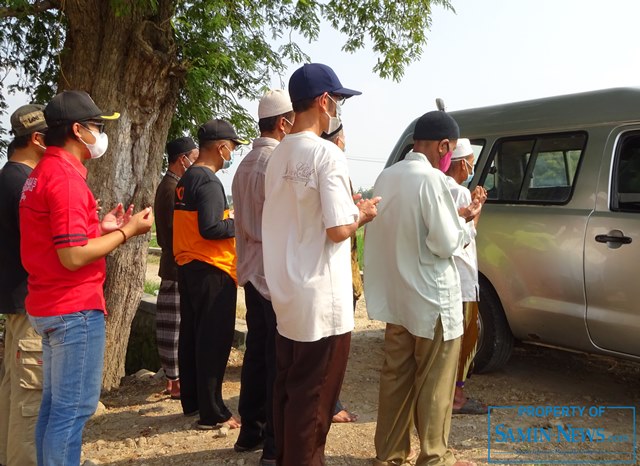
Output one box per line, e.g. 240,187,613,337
29,310,105,466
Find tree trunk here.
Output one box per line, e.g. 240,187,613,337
58,1,184,390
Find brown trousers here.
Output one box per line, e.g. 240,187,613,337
374,321,461,466
273,331,351,466
0,314,43,466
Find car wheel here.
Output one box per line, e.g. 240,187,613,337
474,277,514,373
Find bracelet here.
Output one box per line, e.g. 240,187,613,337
116,228,127,244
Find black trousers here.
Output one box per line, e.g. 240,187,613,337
177,260,237,424
236,281,277,458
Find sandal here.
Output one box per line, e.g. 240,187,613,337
452,398,488,415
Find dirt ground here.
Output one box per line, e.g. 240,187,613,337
80,287,640,466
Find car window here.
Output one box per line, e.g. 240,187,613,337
480,132,587,204
613,133,640,212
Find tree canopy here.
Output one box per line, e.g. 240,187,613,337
0,0,453,144
0,0,453,389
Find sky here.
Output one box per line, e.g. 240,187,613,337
3,0,640,192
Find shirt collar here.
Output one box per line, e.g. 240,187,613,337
252,136,279,148
166,170,181,182
405,150,429,164
45,146,88,179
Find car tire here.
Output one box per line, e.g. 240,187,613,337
474,277,514,373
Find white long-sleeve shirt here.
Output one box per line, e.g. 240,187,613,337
447,177,479,302
364,151,468,341
232,137,278,301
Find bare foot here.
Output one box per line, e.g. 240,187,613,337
332,409,358,423
223,416,241,429
453,461,477,466
453,386,466,410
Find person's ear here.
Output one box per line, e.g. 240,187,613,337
72,122,86,140
318,92,329,112
439,139,450,154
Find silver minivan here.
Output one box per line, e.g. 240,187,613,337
385,87,640,372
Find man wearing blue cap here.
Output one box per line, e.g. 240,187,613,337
262,64,381,465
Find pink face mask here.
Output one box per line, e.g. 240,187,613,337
439,150,453,172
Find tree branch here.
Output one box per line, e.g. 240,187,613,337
0,0,60,19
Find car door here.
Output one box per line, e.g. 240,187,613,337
585,129,640,357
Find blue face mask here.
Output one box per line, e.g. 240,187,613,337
464,159,474,184
222,145,234,170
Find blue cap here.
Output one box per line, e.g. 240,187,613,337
288,63,362,103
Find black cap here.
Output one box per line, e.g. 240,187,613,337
10,104,47,137
197,119,248,145
413,111,460,141
288,63,362,103
166,137,197,163
44,90,120,127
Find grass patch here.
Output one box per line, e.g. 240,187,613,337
356,227,364,269
148,222,159,248
144,280,160,296
147,254,160,265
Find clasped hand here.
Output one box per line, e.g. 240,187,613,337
356,195,382,226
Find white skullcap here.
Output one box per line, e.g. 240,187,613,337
452,138,473,160
258,89,293,119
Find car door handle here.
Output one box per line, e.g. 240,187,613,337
595,234,632,244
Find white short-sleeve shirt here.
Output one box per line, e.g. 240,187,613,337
262,131,359,342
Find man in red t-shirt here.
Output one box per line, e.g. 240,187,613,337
19,90,154,466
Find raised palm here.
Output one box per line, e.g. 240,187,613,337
101,203,134,233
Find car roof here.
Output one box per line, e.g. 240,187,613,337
404,87,640,139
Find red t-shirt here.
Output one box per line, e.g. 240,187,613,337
19,146,106,317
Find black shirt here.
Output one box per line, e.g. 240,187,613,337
154,172,179,281
0,161,33,313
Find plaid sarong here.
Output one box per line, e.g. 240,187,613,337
156,279,181,380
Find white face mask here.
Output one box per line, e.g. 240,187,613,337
34,132,47,152
325,95,342,135
181,154,193,171
79,126,109,159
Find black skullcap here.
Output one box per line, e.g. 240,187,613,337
166,136,197,163
413,111,460,141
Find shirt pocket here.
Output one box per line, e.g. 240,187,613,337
17,337,43,390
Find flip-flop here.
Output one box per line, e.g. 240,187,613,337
452,398,488,415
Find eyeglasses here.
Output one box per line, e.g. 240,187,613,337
329,94,346,106
283,117,293,127
462,159,474,172
80,121,105,134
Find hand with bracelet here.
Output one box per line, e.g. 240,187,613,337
115,206,154,243
56,206,154,271
100,202,134,234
